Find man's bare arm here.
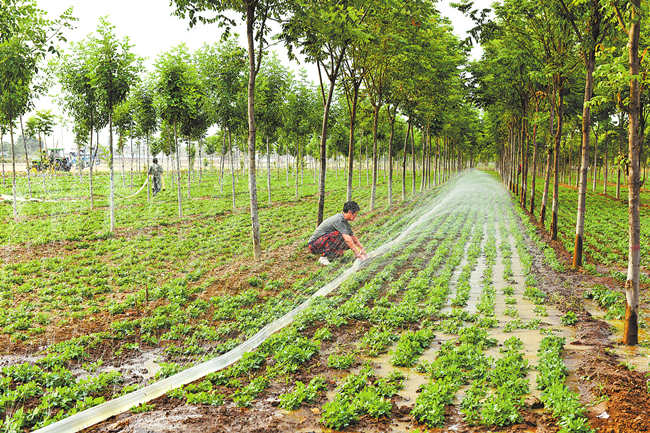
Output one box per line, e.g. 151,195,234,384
343,234,367,258
342,234,364,257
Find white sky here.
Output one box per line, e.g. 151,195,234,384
35,0,493,150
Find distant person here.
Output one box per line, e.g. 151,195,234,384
308,201,368,266
148,158,163,196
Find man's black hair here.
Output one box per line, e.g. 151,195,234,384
343,201,360,214
153,157,158,164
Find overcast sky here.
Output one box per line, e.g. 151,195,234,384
35,0,493,150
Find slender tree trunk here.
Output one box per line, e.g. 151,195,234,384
89,125,95,210
346,84,359,201
245,6,262,260
624,1,642,345
109,114,116,232
229,129,235,209
402,120,410,201
295,139,300,200
1,131,5,187
285,152,289,186
175,121,182,218
369,104,380,210
388,107,395,207
592,127,598,192
603,142,608,194
120,144,126,188
77,137,82,182
220,134,225,194
411,125,416,194
365,137,369,186
617,137,622,199
266,136,271,205
187,139,192,199
530,99,540,214
521,116,529,205
358,142,362,188
19,116,32,198
420,127,427,192
9,125,18,221
199,138,203,185
146,134,150,202
316,59,344,226
130,133,134,187
541,84,555,225
574,51,595,268
551,78,564,241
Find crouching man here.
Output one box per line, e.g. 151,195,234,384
308,201,368,266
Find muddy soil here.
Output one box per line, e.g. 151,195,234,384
81,177,648,433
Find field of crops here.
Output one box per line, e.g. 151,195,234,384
525,174,649,278
1,169,648,433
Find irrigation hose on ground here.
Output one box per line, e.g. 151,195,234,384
115,176,149,200
33,190,453,433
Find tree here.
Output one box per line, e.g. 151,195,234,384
172,0,287,260
255,54,289,204
0,38,35,219
155,44,201,217
194,39,247,209
57,38,106,209
555,0,610,268
132,79,158,201
0,0,73,218
113,98,133,187
89,17,139,232
280,0,369,225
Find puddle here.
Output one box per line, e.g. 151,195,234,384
0,353,42,367
585,302,650,373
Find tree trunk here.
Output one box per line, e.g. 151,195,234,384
411,124,416,194
9,124,18,221
89,125,95,210
198,138,203,185
246,5,262,260
541,85,554,225
175,121,182,218
624,1,642,345
388,106,395,207
603,141,608,194
1,131,5,187
295,139,300,200
346,83,359,202
420,127,427,192
109,114,116,232
266,136,271,205
521,116,529,205
229,129,235,209
187,139,192,199
121,142,126,188
146,134,150,202
573,51,595,268
550,78,564,241
402,120,410,201
592,126,598,192
19,116,32,198
130,133,134,187
316,58,343,226
530,99,540,214
617,137,622,199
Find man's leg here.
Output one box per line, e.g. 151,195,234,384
320,231,349,260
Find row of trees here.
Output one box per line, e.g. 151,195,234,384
463,0,646,345
0,1,482,256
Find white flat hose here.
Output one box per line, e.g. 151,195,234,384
116,177,149,200
34,191,452,433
